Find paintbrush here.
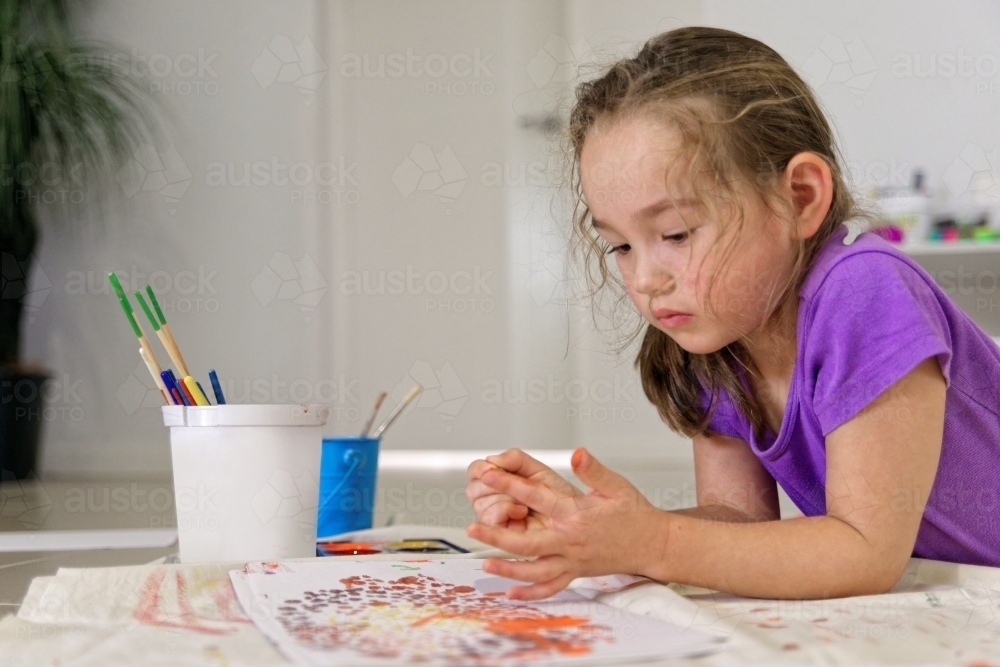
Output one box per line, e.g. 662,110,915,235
360,391,388,437
143,285,191,377
372,384,422,439
109,273,170,405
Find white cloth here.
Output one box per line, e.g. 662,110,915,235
6,526,1000,666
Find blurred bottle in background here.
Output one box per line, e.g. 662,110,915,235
874,169,933,246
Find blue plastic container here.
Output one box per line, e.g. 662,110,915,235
317,436,380,538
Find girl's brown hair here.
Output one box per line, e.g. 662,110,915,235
568,27,859,439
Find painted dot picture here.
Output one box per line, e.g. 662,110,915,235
230,559,723,666
276,572,608,664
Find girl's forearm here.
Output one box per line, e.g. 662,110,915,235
641,510,902,599
668,504,769,523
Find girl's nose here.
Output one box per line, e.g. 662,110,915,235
632,253,674,295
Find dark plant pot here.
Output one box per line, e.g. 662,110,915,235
0,371,48,479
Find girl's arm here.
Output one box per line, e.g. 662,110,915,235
466,358,945,600
669,432,781,523
640,357,947,598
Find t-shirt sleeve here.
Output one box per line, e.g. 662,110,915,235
803,251,953,436
698,382,747,440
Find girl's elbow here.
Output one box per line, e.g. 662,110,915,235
864,552,910,595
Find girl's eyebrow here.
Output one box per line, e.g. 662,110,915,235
591,196,696,231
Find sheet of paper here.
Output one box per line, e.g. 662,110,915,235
230,559,725,667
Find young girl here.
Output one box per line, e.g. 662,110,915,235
465,26,1000,601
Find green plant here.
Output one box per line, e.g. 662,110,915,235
1,0,156,368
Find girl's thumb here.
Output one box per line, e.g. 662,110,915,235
571,448,624,495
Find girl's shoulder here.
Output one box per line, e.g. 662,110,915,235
798,224,932,306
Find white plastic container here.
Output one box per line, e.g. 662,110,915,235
878,193,933,246
162,404,330,563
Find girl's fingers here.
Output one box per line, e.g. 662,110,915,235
483,555,568,583
506,571,576,601
485,449,555,479
465,478,496,503
466,479,524,506
472,491,526,517
506,517,527,532
467,458,500,482
481,500,529,526
466,521,558,557
481,468,561,516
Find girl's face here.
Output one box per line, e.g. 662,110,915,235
579,114,797,355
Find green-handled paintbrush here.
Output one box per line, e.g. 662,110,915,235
144,285,190,377
135,288,190,378
108,272,170,404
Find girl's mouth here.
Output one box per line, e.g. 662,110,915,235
657,313,693,328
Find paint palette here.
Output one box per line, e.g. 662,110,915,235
316,538,470,557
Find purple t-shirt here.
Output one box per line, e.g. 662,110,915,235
702,224,1000,566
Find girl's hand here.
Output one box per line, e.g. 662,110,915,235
466,448,582,532
467,447,661,601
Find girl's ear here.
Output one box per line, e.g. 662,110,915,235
782,152,833,240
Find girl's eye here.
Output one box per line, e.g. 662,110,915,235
606,244,630,256
663,230,690,244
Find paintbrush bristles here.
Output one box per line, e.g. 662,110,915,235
372,384,422,439
360,391,388,438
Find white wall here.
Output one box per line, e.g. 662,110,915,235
22,0,1000,478
27,0,332,476
699,0,1000,212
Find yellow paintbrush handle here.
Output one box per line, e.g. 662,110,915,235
183,376,210,406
